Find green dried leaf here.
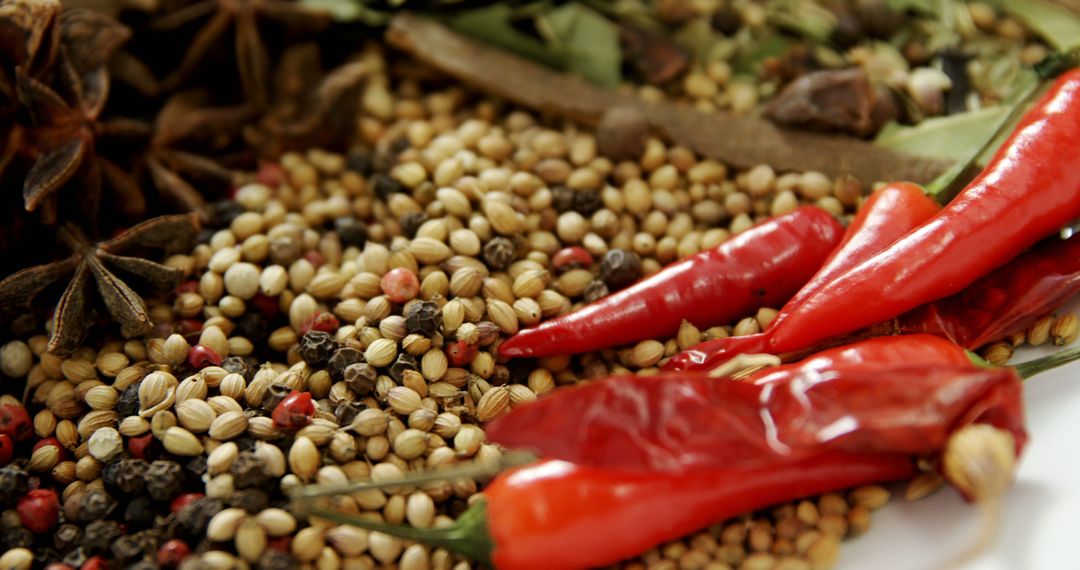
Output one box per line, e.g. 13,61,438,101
875,107,1010,162
886,0,940,16
538,3,621,88
448,4,563,69
733,32,792,76
1002,0,1080,51
766,0,836,43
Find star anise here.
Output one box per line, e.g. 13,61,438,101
0,213,201,355
10,7,137,222
245,42,371,155
153,0,331,107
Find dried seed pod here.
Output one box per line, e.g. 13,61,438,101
163,426,204,456
208,442,240,476
476,387,511,422
256,508,297,537
209,411,249,442
176,399,217,433
387,387,423,415
255,441,287,478
352,408,389,436
289,436,320,480
236,518,268,562
207,507,247,541
365,339,398,368
1052,313,1079,346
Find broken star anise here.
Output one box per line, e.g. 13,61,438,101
0,213,201,355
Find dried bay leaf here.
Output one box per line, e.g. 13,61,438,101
386,14,951,185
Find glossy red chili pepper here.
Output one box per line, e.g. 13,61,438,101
499,207,844,358
311,453,914,570
898,234,1080,349
664,182,940,372
744,334,975,382
769,69,1080,353
487,364,1025,473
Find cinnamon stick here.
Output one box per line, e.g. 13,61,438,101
386,13,952,185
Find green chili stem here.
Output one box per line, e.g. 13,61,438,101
1014,344,1080,379
923,72,1042,203
307,502,495,565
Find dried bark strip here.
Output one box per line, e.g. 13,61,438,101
386,13,952,185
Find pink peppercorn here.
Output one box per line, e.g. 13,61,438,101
445,340,479,367
272,391,315,430
552,246,593,272
17,488,60,532
381,268,420,303
188,345,223,369
0,403,32,442
300,312,340,335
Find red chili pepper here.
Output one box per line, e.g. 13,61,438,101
898,234,1080,349
309,453,914,570
486,364,1025,473
768,69,1080,353
664,182,940,372
499,207,844,358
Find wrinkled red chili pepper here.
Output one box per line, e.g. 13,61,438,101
486,364,1025,473
664,182,940,371
898,234,1080,349
309,453,915,570
498,207,844,358
768,68,1080,353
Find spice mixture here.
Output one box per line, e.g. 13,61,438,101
0,0,1077,569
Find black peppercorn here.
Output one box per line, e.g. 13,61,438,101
583,279,610,303
184,455,208,479
346,146,374,176
270,236,302,267
229,488,270,513
483,237,516,270
77,489,117,522
405,301,442,336
298,331,337,367
176,498,224,539
257,550,298,570
389,353,418,382
599,249,642,290
400,212,428,238
1,527,32,549
127,561,160,570
710,3,742,34
372,173,407,200
343,363,377,394
112,532,153,564
333,216,369,248
230,451,270,489
114,459,149,494
261,383,291,414
145,460,185,501
222,356,251,380
327,347,363,382
551,185,575,212
334,401,365,426
84,519,124,552
63,547,90,567
54,523,83,552
206,200,245,229
0,466,29,505
116,383,141,417
125,496,157,529
596,106,650,163
572,190,602,216
235,313,270,345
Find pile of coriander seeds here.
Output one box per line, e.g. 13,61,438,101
0,47,910,570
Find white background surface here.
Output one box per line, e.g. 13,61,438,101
840,298,1080,570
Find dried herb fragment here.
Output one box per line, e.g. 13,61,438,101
0,213,200,355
